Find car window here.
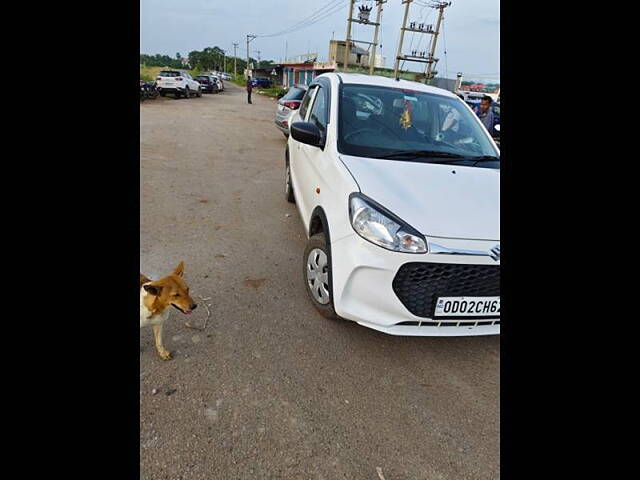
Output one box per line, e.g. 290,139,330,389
299,86,317,120
159,71,181,77
338,84,498,165
309,87,328,132
281,87,307,101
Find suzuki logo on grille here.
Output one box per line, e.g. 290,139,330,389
490,245,500,262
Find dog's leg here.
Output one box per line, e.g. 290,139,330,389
152,324,172,360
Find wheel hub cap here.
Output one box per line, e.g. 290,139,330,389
306,248,330,304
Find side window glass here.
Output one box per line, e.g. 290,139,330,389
299,86,317,120
309,87,328,131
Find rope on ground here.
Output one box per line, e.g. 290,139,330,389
184,296,211,331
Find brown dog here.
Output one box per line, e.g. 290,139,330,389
140,262,197,360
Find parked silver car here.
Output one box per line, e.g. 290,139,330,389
274,85,308,137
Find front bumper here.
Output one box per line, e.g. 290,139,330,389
330,233,500,337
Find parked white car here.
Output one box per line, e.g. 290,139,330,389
156,70,202,98
286,73,500,336
209,72,225,92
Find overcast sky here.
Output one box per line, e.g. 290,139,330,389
140,0,499,83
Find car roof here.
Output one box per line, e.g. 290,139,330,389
320,73,458,99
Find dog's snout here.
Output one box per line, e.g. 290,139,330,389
191,303,198,310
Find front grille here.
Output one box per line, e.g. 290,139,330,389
392,263,500,319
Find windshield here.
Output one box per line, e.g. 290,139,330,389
338,84,499,166
159,71,182,77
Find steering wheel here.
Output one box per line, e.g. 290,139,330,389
344,127,383,142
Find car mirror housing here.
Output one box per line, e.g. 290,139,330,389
290,122,325,149
494,124,500,132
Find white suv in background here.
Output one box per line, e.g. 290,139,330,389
156,70,202,99
285,73,500,336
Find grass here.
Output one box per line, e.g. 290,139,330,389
255,87,286,99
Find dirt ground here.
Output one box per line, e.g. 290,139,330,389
140,83,500,480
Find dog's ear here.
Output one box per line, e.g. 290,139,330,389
143,283,163,296
173,261,185,277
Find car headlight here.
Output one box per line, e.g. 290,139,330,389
349,193,427,254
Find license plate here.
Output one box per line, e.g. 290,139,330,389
434,296,500,317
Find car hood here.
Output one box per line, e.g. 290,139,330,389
340,155,500,240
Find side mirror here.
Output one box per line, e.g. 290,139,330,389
290,122,325,148
494,124,500,132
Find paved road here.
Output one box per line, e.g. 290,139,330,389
140,83,499,480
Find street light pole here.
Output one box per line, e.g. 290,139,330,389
246,34,257,78
369,0,387,75
254,50,261,69
343,0,355,69
232,43,239,76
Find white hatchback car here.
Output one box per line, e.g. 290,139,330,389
286,73,500,336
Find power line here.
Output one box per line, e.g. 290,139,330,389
256,0,345,38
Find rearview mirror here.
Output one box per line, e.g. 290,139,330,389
290,122,324,148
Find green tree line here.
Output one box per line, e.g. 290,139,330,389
141,47,277,73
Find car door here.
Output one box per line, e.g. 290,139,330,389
296,83,331,233
290,85,318,227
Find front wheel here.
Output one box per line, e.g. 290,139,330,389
196,87,202,97
303,233,338,320
184,87,190,99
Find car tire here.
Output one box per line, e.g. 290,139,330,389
159,91,166,97
184,87,190,99
196,88,202,98
285,155,295,204
303,233,338,320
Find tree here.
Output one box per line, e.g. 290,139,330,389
141,46,275,73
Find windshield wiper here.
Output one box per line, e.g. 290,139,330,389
372,150,500,166
372,150,467,160
468,155,500,166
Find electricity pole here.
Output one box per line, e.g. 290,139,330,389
394,0,412,79
232,43,239,76
343,0,356,69
394,1,451,82
425,2,451,84
246,34,257,78
369,0,387,75
254,50,261,69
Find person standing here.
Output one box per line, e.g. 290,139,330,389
246,76,253,104
476,95,495,134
